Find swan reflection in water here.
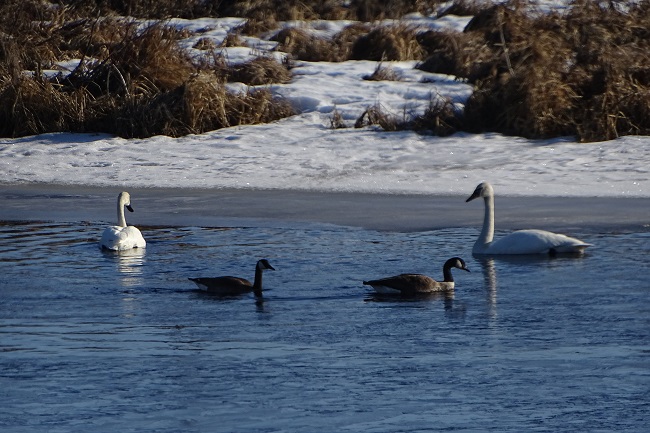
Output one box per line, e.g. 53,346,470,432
476,253,588,324
477,257,498,322
102,247,146,288
101,247,146,319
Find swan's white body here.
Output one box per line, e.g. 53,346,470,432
466,182,590,255
100,191,146,251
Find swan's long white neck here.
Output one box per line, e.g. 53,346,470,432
477,195,495,248
117,198,127,227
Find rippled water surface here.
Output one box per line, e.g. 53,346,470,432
1,220,649,432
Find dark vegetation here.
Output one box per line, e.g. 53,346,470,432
454,0,650,141
0,0,648,141
0,0,297,138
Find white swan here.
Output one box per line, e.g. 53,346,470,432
465,182,591,255
100,191,146,251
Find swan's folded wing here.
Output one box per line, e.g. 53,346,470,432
121,226,147,249
489,229,589,254
100,226,123,250
101,226,146,250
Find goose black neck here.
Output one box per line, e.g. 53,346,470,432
442,261,455,282
252,266,264,296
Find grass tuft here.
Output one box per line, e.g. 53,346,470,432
351,24,425,61
363,63,401,81
228,56,292,85
460,0,650,141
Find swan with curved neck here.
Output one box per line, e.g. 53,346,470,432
100,191,146,251
465,182,590,255
363,257,470,295
189,259,276,297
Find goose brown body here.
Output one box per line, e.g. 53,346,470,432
189,259,275,296
363,257,469,295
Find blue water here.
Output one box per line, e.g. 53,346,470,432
1,220,649,432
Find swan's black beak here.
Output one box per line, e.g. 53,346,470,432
466,187,482,202
126,205,134,212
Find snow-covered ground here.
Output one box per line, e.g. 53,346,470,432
1,1,648,198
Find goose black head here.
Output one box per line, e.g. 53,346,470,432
257,259,275,271
447,257,470,272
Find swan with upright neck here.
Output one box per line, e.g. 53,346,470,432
363,257,470,295
465,182,590,255
100,191,146,251
189,259,276,296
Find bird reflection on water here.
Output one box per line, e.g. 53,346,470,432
102,247,146,288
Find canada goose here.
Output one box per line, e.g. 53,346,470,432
189,259,275,296
100,191,146,251
363,257,470,295
466,181,591,255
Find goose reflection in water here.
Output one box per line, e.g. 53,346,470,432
365,288,466,317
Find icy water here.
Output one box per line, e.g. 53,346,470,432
1,220,648,433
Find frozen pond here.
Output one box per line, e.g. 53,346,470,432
1,216,648,432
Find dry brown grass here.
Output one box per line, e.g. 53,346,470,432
461,0,650,141
220,0,350,36
273,23,373,62
64,0,218,20
58,21,195,100
329,108,346,129
413,0,650,141
219,0,446,30
108,73,295,138
193,37,217,50
351,24,425,61
0,3,297,139
416,30,479,78
272,27,338,62
227,56,292,85
408,96,464,136
353,96,462,136
363,63,401,81
354,104,399,131
275,21,425,64
2,0,649,142
221,31,248,48
0,75,87,137
437,0,487,17
352,0,444,21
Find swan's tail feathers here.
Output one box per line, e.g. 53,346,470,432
551,242,592,255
